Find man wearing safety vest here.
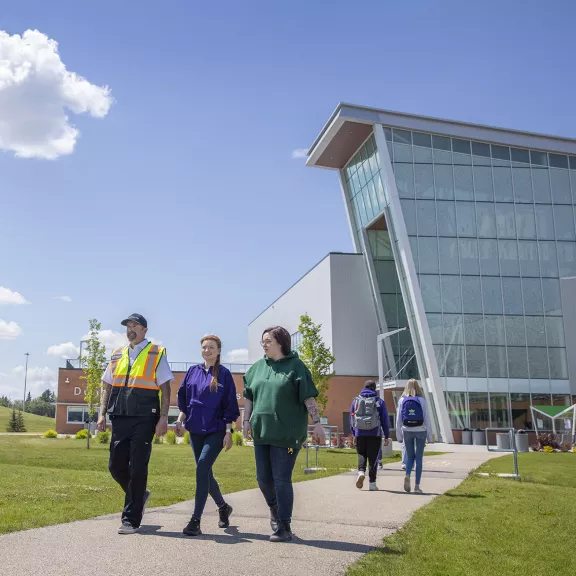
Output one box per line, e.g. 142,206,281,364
97,313,174,534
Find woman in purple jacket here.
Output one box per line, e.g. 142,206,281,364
175,335,240,536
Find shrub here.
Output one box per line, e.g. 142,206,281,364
43,429,58,439
153,434,162,444
165,430,177,445
530,443,541,452
543,445,554,453
559,442,571,453
75,429,89,440
97,430,111,444
232,431,244,446
537,433,560,450
183,431,190,445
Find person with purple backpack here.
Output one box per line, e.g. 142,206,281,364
396,379,433,494
350,380,390,491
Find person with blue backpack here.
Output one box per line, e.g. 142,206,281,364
396,379,433,494
350,380,390,491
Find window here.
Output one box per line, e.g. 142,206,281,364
469,393,490,429
436,201,457,236
477,199,497,236
66,406,100,424
291,331,302,351
459,238,480,275
490,393,510,428
511,393,531,429
446,391,469,429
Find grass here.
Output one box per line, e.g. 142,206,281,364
0,406,55,433
348,453,576,576
0,437,415,535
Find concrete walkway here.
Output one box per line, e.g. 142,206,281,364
1,452,499,576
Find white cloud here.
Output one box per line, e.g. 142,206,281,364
224,349,249,363
291,148,308,159
0,319,22,340
0,286,28,305
81,329,127,354
53,296,72,302
1,365,57,398
47,341,79,359
0,29,112,159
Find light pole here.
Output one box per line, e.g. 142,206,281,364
22,353,30,412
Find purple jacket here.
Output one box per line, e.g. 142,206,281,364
177,364,240,435
350,388,390,438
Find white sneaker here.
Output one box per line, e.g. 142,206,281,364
118,522,138,535
414,487,423,495
401,464,406,471
356,472,365,489
404,476,411,493
369,482,379,491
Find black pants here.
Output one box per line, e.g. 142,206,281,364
356,436,381,483
109,415,157,527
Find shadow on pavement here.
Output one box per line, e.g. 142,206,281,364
381,490,441,496
444,493,485,499
139,525,375,553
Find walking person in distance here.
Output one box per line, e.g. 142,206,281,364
350,380,390,491
396,378,433,494
175,335,240,536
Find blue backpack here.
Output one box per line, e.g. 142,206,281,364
401,396,424,427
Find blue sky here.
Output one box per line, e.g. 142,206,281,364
1,0,575,397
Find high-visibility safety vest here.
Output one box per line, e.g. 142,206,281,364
110,343,165,390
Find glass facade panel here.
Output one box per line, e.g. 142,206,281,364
496,204,516,238
479,239,500,275
548,348,568,379
545,316,565,347
464,314,485,344
535,205,555,240
474,165,494,201
459,238,480,275
541,278,562,315
434,163,454,199
557,242,576,277
505,316,526,346
454,165,474,200
456,202,477,236
485,316,506,345
511,393,531,429
508,347,529,378
414,163,435,199
522,278,543,315
515,204,536,239
502,278,523,315
469,393,490,429
420,275,442,312
528,348,549,379
482,277,503,314
441,276,462,313
417,200,437,236
553,206,575,240
490,393,511,428
476,203,497,238
446,391,469,429
427,313,444,344
499,240,520,276
512,165,534,203
401,199,417,235
532,167,552,203
438,237,459,274
525,316,546,346
462,277,483,313
538,241,558,277
493,165,514,202
437,201,457,236
418,237,439,274
486,346,508,377
466,346,487,377
550,168,572,204
396,163,415,198
445,345,465,376
518,241,540,277
444,314,464,345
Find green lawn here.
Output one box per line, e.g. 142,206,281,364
0,406,55,432
348,453,576,576
0,436,407,535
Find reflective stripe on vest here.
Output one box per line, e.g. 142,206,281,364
110,343,164,389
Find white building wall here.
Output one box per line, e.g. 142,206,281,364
330,253,379,376
248,255,333,363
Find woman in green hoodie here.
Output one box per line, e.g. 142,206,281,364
243,325,325,543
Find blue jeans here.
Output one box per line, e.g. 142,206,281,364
254,444,299,525
190,431,226,519
403,430,427,485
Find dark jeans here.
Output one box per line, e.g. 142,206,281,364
109,415,157,527
254,444,299,525
190,431,226,519
356,436,381,482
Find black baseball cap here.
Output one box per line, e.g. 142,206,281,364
121,313,148,328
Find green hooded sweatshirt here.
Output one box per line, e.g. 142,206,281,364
243,351,318,450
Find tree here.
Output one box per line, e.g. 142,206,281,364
297,313,336,417
6,408,27,432
80,319,107,449
26,391,32,404
0,396,11,408
40,389,55,403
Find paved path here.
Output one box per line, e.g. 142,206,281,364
1,452,499,576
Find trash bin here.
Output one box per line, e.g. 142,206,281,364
473,430,486,445
496,433,510,450
515,431,529,452
381,438,393,457
461,429,472,445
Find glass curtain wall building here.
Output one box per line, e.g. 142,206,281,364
307,104,576,442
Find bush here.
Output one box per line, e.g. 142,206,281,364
537,433,560,451
165,430,177,445
232,431,244,446
97,430,111,444
153,434,162,444
183,431,190,445
543,445,555,453
43,429,58,439
75,429,89,440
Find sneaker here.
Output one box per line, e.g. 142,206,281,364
401,464,406,471
183,517,202,537
404,476,411,493
218,504,233,528
269,506,279,533
414,487,423,495
269,522,292,543
356,471,365,489
118,521,138,535
369,482,379,491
